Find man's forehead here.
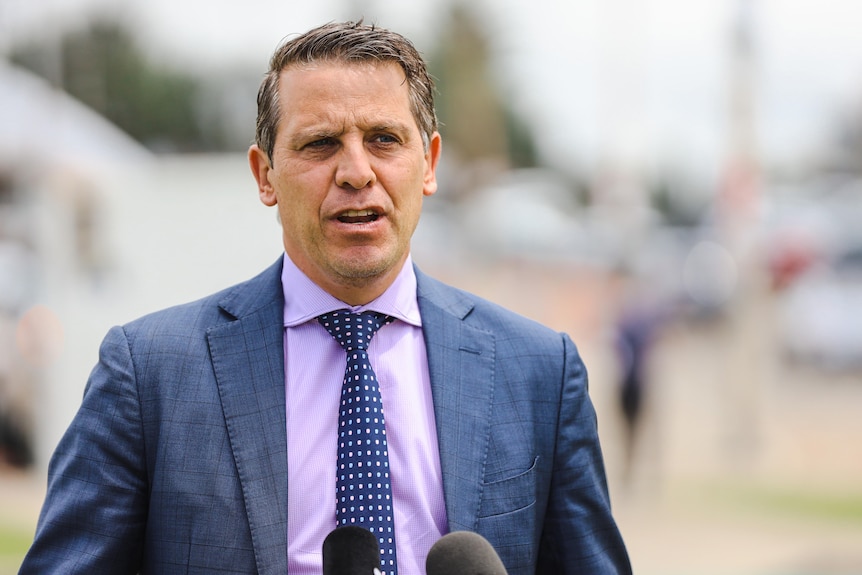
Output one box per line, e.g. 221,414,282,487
274,61,417,139
277,61,411,104
275,60,410,110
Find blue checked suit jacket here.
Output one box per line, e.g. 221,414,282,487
20,259,631,575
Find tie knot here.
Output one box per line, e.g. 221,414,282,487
318,310,393,352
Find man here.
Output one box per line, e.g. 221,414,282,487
20,21,631,575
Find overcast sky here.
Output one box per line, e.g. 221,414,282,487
4,0,862,181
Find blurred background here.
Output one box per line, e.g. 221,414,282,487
2,0,862,573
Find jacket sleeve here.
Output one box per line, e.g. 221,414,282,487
537,333,632,574
20,325,147,574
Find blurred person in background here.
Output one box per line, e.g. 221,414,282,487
611,271,671,487
613,298,661,485
19,21,630,575
0,233,37,470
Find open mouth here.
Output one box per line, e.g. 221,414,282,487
337,209,380,224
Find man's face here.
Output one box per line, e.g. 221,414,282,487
249,61,441,304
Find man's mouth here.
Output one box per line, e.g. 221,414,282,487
337,209,380,224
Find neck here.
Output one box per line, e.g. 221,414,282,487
282,250,410,307
312,263,404,307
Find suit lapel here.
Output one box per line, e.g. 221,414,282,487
208,259,288,575
416,269,495,532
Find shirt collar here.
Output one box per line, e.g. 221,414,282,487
281,252,421,328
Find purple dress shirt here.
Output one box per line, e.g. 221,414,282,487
281,253,448,574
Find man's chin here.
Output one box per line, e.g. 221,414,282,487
329,250,404,284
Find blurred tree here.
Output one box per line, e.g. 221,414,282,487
9,19,250,153
428,3,538,171
650,174,709,228
503,105,539,170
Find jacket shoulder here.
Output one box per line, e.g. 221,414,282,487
415,267,564,346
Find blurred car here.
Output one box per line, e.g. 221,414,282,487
779,242,862,371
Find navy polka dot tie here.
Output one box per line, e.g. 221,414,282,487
318,310,398,575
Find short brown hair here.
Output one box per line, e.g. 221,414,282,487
254,21,438,162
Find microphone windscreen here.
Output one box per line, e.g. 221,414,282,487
426,530,508,575
322,525,382,575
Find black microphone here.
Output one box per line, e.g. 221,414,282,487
425,530,509,575
322,526,382,575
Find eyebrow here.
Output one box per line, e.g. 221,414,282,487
367,121,411,134
288,121,414,147
285,127,340,147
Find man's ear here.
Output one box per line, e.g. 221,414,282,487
248,144,277,206
422,132,442,197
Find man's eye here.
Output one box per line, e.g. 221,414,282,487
372,134,399,144
307,138,335,148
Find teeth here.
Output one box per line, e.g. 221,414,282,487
341,209,376,217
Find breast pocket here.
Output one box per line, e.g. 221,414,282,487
478,456,539,518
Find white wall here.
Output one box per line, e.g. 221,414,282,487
35,153,284,468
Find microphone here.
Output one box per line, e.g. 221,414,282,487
322,526,382,575
426,531,509,575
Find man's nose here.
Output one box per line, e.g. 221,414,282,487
335,142,376,190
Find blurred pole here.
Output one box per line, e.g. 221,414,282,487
717,0,770,471
722,0,760,224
